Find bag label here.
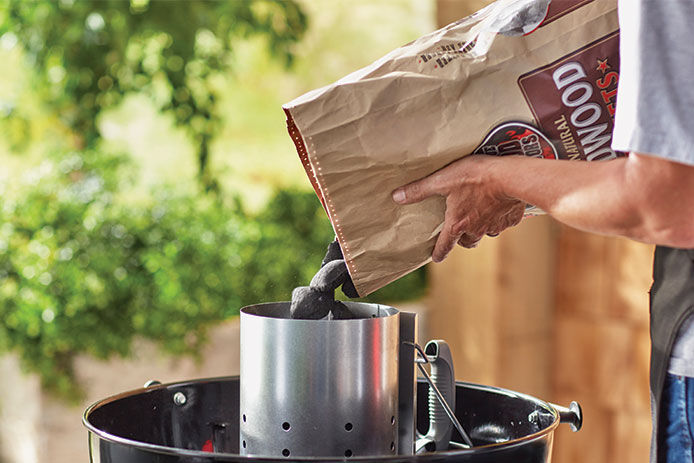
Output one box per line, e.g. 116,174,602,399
518,31,622,161
474,122,559,159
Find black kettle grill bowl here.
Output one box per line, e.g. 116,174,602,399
84,376,572,463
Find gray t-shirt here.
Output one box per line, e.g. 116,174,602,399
612,0,694,378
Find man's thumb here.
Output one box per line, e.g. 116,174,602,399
392,179,434,205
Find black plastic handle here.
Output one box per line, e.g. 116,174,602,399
551,401,583,432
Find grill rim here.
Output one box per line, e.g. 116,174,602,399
83,376,561,461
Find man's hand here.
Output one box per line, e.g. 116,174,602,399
392,155,524,262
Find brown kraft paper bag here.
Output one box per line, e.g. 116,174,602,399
283,0,621,296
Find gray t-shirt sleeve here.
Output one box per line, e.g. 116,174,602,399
616,1,694,378
612,0,694,166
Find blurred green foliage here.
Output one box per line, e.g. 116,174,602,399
0,0,428,400
0,152,425,400
0,0,307,189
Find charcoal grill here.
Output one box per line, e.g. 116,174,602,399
84,302,582,463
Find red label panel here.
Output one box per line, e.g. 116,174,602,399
542,0,595,26
518,31,623,161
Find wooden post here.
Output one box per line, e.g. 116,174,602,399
551,228,652,463
427,216,557,397
436,0,494,25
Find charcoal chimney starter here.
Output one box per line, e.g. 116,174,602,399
239,302,402,458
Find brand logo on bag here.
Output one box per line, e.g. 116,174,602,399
473,122,559,159
518,31,624,161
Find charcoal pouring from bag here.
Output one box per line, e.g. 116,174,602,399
290,239,360,319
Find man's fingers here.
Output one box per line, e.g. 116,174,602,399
433,231,459,262
432,219,466,263
499,203,524,230
509,203,525,226
458,232,484,248
392,175,443,205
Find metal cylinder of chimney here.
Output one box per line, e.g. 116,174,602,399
239,302,400,458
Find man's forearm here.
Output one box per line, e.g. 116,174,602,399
483,153,694,248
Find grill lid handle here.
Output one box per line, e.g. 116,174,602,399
551,401,583,432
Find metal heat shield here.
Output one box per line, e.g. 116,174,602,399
239,302,401,459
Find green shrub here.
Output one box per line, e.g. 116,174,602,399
0,152,426,400
1,0,308,186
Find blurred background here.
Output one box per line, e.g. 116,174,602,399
0,1,652,462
